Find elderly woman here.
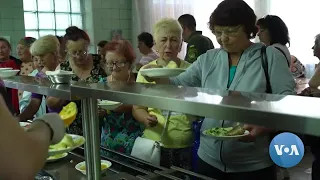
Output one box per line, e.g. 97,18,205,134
16,37,37,100
100,40,142,155
17,37,36,76
143,1,295,179
133,18,194,170
18,35,61,121
300,33,320,180
257,15,291,65
0,37,20,114
46,26,107,135
19,48,46,118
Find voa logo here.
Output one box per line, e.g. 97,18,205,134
274,145,300,156
269,132,304,168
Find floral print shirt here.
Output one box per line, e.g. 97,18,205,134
60,54,107,135
100,110,143,155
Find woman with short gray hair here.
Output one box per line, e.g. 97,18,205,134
133,18,194,170
19,35,61,121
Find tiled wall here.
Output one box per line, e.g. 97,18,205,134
0,0,25,57
84,0,132,53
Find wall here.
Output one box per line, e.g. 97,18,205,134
83,0,132,53
0,0,25,57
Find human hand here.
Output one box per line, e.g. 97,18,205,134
143,114,158,127
238,124,270,142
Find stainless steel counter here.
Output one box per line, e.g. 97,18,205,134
2,76,72,100
71,81,320,136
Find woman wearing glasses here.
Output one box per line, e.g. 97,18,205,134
141,1,295,179
100,40,143,156
46,26,106,135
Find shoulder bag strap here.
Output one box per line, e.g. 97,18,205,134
274,47,290,67
159,111,172,143
261,46,272,93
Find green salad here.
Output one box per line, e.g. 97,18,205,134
204,126,245,136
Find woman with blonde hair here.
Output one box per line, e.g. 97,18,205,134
132,18,194,170
19,35,61,121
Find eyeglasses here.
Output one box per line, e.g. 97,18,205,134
213,25,242,37
68,50,88,57
106,61,127,68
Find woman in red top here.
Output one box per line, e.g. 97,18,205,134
0,37,21,114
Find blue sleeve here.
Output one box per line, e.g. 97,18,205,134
169,55,203,87
266,46,295,95
19,91,32,112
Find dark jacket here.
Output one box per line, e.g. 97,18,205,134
185,31,214,63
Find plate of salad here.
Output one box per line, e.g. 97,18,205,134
203,126,249,140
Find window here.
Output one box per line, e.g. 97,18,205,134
23,0,83,39
269,0,319,64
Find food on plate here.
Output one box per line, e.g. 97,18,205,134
166,61,178,68
59,102,77,126
204,126,245,136
79,163,109,171
49,134,75,150
226,125,246,136
155,60,178,68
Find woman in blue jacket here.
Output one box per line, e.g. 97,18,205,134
142,0,295,179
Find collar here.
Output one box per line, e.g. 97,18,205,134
186,31,202,43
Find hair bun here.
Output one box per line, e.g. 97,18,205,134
66,26,80,35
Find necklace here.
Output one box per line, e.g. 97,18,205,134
111,72,131,82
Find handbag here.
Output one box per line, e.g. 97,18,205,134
130,111,171,165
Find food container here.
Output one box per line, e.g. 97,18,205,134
47,74,73,84
0,69,20,78
0,68,13,71
75,160,112,175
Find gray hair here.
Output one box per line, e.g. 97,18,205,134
30,35,60,56
315,34,320,46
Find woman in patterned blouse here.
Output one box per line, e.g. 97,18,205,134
46,26,107,135
16,37,36,100
100,40,143,155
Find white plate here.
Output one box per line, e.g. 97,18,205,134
140,68,185,78
98,100,122,110
19,122,31,130
0,68,12,71
0,70,20,78
48,134,85,156
75,160,112,175
203,129,250,140
46,153,68,163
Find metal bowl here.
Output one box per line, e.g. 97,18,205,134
47,74,73,84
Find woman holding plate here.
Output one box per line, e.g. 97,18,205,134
100,40,143,156
140,1,295,179
132,18,195,170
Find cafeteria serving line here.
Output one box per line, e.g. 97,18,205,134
2,74,320,179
